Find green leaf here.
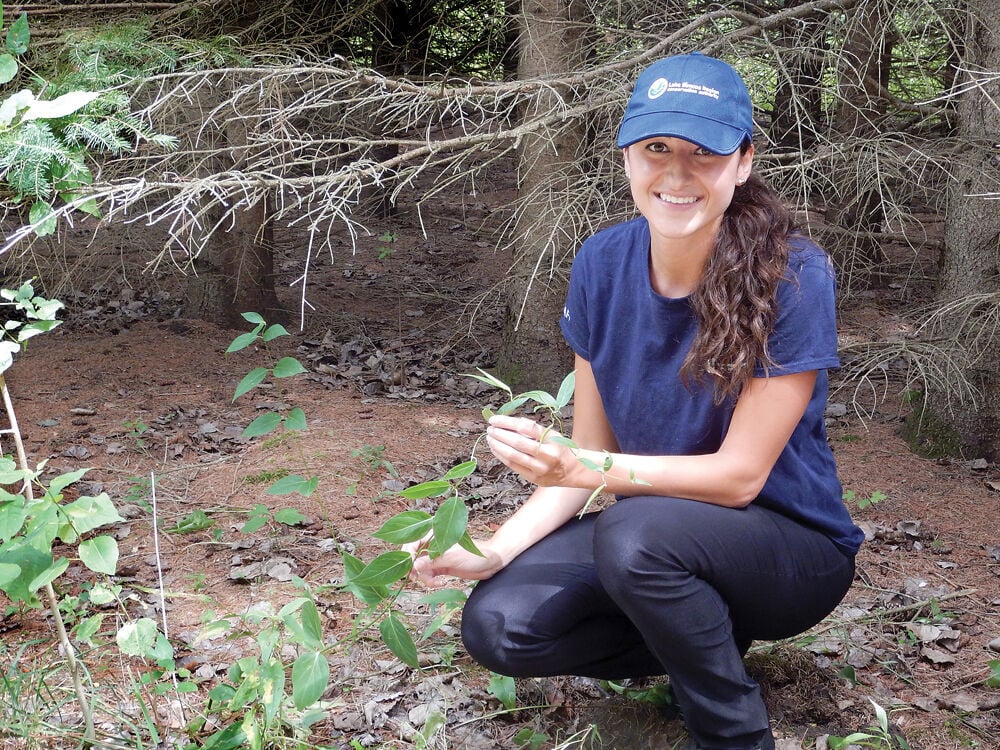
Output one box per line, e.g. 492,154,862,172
379,613,419,668
517,389,557,410
201,721,246,750
272,357,307,378
0,562,21,589
60,493,123,538
273,506,309,525
350,551,412,587
267,475,317,498
429,496,468,557
48,467,90,496
373,511,432,545
419,588,468,607
28,556,69,591
548,434,577,449
987,659,1000,688
488,672,517,710
260,658,285,724
74,613,105,645
555,370,576,409
284,407,307,431
497,396,529,415
0,53,17,85
261,323,289,341
440,460,477,481
341,552,390,605
457,530,483,557
466,368,512,396
166,509,214,534
398,480,452,500
79,535,119,575
298,599,324,649
6,12,29,55
17,319,61,342
243,412,282,438
240,514,268,533
0,542,50,603
116,618,160,657
291,651,329,710
233,367,268,401
28,202,58,236
226,331,258,353
0,501,28,542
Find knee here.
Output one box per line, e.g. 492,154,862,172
460,587,537,678
592,498,696,596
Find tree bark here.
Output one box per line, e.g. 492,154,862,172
770,3,825,151
922,1,1000,460
825,0,896,291
182,109,283,328
496,0,588,391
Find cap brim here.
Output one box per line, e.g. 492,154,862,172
616,111,747,154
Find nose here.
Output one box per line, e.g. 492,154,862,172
660,153,692,185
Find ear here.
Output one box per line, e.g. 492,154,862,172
622,147,632,178
736,144,754,185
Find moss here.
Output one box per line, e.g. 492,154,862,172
902,402,967,459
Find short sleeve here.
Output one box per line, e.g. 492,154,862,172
560,243,593,360
759,240,841,376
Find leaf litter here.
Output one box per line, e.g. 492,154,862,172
3,236,998,748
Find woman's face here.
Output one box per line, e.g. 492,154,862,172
622,136,753,253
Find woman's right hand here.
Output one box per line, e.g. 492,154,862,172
403,537,505,588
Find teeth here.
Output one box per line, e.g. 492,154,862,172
657,193,698,204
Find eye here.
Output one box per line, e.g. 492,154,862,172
693,146,715,156
645,141,669,153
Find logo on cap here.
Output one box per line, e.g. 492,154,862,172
648,77,669,100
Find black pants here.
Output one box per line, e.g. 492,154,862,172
461,496,856,750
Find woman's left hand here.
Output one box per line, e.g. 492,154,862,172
486,415,581,487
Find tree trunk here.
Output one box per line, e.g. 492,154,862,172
496,0,588,391
919,2,1000,460
824,0,896,291
770,4,825,151
182,109,283,328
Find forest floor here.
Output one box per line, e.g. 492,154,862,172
2,188,999,750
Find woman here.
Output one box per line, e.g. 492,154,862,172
409,52,864,750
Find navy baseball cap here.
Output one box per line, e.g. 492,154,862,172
616,52,753,155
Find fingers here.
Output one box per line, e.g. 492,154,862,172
410,555,446,588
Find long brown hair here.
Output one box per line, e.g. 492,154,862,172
681,164,794,403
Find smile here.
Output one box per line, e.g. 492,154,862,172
656,193,699,205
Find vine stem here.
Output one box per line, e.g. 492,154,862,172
0,375,96,743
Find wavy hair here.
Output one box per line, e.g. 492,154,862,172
681,162,794,403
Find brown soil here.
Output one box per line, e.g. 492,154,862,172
2,203,999,750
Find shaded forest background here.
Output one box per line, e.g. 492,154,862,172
0,0,997,460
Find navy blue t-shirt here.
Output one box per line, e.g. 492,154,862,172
560,217,864,555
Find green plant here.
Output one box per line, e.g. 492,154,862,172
239,503,308,533
514,726,550,749
987,659,1000,688
0,281,120,741
828,699,911,749
342,371,583,665
375,229,398,259
185,581,334,749
0,4,178,237
347,443,399,495
843,488,888,510
488,671,517,710
227,312,318,498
